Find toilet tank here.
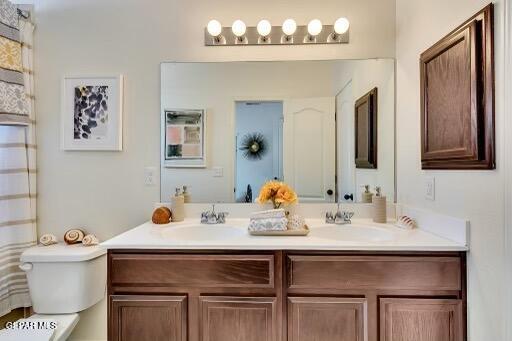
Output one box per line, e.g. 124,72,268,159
20,244,107,314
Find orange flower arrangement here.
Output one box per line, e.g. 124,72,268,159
257,181,298,209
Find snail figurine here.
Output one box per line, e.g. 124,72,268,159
64,229,86,245
152,206,172,224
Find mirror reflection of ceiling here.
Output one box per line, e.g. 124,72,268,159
161,60,395,204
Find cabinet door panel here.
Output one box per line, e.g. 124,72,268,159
110,295,186,341
288,297,367,341
199,296,277,341
380,298,463,341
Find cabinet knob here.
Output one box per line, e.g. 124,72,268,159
344,193,354,201
326,189,334,196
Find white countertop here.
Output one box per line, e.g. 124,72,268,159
102,218,468,251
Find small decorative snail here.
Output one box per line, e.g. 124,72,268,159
152,206,172,224
64,229,85,245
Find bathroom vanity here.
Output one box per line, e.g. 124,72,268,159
104,219,467,341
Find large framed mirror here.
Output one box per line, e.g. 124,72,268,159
161,60,395,204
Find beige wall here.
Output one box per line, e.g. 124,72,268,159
395,1,506,340
26,0,395,339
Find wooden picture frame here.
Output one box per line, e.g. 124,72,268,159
420,4,495,169
355,87,378,169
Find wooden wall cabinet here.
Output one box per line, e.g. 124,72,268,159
420,4,494,169
108,251,466,341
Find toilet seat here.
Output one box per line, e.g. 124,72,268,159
0,313,79,341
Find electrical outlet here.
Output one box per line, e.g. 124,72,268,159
144,167,156,186
425,177,435,201
213,167,223,177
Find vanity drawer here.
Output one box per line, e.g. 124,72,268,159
110,254,274,288
287,255,461,291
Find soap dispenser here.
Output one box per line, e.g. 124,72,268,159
182,185,191,203
171,187,185,222
361,185,373,203
372,186,387,223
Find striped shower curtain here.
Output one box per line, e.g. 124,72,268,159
0,0,36,317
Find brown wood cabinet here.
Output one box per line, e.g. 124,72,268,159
380,298,464,341
108,250,466,341
110,295,187,341
199,296,277,341
288,297,367,341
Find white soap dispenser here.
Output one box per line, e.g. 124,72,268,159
372,186,387,223
170,188,185,222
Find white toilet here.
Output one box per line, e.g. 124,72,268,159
5,244,107,341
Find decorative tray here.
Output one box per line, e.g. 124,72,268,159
248,225,309,236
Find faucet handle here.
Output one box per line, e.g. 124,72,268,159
325,211,335,224
342,211,354,223
217,212,228,224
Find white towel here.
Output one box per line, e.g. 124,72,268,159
248,217,288,232
250,209,286,220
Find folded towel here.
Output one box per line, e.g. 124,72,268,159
250,209,286,220
248,217,288,232
287,214,306,230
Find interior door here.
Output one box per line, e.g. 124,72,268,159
337,81,356,202
283,97,336,202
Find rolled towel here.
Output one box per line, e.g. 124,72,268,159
39,234,58,246
287,214,306,230
250,209,286,220
64,229,85,245
82,234,99,246
248,217,288,232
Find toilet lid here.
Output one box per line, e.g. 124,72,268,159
21,244,106,263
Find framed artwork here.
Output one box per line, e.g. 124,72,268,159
163,109,207,168
355,87,378,169
61,75,123,151
420,4,494,169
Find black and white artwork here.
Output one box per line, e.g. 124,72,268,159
74,85,109,140
61,76,123,151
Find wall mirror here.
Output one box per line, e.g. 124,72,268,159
160,60,395,204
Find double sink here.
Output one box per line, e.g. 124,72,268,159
158,220,394,243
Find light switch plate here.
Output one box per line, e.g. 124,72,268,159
144,167,156,186
213,167,223,177
425,177,435,201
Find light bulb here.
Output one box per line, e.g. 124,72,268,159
282,18,297,36
232,20,246,37
307,19,323,36
334,17,350,34
207,20,222,37
257,19,272,37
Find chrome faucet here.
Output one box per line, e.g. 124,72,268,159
200,204,228,224
325,203,354,225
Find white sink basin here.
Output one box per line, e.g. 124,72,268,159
310,224,395,242
160,224,246,241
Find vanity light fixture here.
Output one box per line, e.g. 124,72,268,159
232,19,247,44
306,19,323,42
329,17,350,42
204,17,349,46
257,19,272,43
281,18,297,43
206,19,225,44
